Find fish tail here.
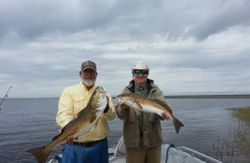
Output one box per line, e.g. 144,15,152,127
173,116,184,134
26,145,49,163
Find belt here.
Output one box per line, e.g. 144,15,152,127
73,138,105,147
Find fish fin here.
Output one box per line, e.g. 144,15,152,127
76,123,92,136
78,115,101,136
90,114,97,123
134,102,143,116
151,99,172,113
95,118,100,128
172,116,184,134
26,145,49,163
136,102,143,110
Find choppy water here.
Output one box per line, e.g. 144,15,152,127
0,98,250,163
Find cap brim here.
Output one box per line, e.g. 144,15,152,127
82,67,96,72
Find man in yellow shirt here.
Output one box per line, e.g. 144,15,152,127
56,60,116,163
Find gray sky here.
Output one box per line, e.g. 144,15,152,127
1,0,250,98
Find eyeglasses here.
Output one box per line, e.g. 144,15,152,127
133,69,149,75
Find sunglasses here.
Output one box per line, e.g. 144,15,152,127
133,69,149,75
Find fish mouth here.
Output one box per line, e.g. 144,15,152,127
92,87,109,112
96,98,108,112
116,97,123,105
98,87,107,94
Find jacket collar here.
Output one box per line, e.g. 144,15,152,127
127,79,154,94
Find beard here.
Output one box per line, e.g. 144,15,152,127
81,79,95,87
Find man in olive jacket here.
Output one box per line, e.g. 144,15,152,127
116,62,170,163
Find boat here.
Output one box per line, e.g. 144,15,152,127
48,136,223,163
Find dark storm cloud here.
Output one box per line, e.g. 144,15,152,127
1,0,249,41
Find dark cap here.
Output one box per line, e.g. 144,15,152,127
81,60,97,72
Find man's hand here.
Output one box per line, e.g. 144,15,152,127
161,112,170,120
58,129,75,144
120,104,129,110
66,135,75,144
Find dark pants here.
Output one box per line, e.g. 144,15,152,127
62,138,108,163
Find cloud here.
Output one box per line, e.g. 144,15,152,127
188,0,250,39
1,0,249,41
0,0,250,97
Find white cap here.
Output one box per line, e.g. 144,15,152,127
132,62,149,70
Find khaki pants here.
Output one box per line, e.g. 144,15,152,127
126,138,161,163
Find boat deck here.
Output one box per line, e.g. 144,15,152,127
109,137,222,163
49,136,223,163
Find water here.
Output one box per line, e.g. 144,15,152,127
0,98,250,163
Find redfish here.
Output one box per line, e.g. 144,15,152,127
27,86,108,163
117,93,184,134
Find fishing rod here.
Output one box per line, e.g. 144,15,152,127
0,86,12,110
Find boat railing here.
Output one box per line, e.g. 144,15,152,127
109,136,126,162
176,146,223,163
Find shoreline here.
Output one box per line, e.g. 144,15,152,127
165,95,250,99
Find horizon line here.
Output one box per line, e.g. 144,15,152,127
3,94,250,99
